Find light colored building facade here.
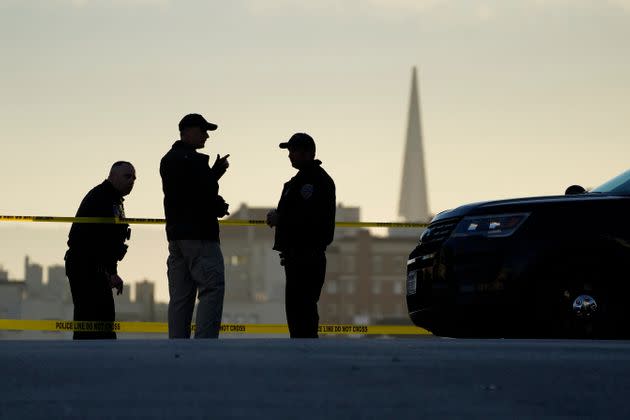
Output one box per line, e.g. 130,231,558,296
321,230,418,325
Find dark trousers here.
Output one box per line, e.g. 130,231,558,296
65,256,116,340
284,252,326,338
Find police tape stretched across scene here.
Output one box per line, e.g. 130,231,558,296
0,319,430,335
0,214,428,228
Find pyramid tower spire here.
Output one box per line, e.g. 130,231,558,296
398,66,430,222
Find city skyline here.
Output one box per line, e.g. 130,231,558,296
0,202,368,304
1,201,420,331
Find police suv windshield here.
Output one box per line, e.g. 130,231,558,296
592,169,630,195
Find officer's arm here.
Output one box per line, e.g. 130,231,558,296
321,181,336,247
91,193,122,275
311,180,336,249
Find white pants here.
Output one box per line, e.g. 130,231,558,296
167,240,225,338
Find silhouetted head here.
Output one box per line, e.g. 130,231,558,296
179,113,217,149
279,132,316,169
565,185,586,195
108,161,136,197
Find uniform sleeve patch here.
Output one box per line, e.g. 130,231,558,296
301,184,314,200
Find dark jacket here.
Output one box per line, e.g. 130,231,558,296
273,160,336,254
160,141,224,241
66,180,130,275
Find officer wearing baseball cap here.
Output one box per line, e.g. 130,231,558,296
267,132,336,338
160,113,230,339
178,113,218,132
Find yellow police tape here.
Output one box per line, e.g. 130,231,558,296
0,215,428,229
0,319,430,335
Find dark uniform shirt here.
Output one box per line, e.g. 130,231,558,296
66,180,130,275
160,141,225,241
273,160,336,253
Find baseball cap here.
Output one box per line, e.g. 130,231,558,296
178,113,218,132
279,133,316,151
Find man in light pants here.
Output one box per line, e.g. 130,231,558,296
160,113,230,338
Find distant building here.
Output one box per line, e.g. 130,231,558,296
320,230,417,325
398,66,430,224
221,203,364,305
0,280,22,318
135,280,155,321
47,265,69,301
220,203,418,325
24,256,43,297
0,267,24,338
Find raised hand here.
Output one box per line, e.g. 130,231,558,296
211,154,230,179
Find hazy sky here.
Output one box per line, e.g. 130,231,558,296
1,0,629,300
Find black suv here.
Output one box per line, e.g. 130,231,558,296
406,169,630,338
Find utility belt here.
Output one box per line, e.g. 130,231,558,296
65,243,128,264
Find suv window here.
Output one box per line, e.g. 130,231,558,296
592,170,630,195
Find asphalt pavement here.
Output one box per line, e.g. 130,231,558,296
2,337,630,419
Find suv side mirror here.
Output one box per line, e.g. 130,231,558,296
565,185,586,195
